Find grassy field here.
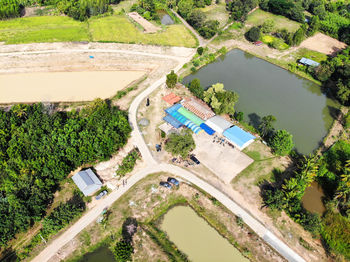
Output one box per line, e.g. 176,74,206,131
89,15,197,47
0,16,89,44
200,3,230,28
246,9,300,32
0,14,197,47
293,48,328,63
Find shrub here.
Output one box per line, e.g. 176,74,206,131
116,149,140,177
166,70,178,89
165,130,195,158
197,46,204,55
112,240,134,262
246,26,261,42
268,129,294,156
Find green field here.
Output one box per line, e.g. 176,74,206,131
200,3,230,27
247,9,300,32
89,15,197,47
0,16,89,44
0,14,197,47
261,34,289,50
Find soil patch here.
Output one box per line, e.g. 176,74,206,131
300,33,347,55
128,12,160,33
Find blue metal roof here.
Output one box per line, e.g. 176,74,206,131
200,123,215,135
163,114,183,129
165,103,182,115
299,57,320,67
169,110,203,134
72,169,102,196
223,126,255,149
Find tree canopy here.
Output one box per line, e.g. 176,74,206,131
268,129,294,156
246,26,261,42
0,100,131,246
165,130,195,158
166,70,178,89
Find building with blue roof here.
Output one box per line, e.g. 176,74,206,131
163,114,183,129
223,126,256,150
299,57,320,67
165,103,182,115
200,123,215,135
72,168,102,196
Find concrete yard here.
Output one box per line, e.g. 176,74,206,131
193,132,254,184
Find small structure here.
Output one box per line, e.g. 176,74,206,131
299,57,320,67
199,123,215,135
254,41,263,46
163,114,183,129
181,97,215,120
159,122,179,135
205,115,232,135
162,93,181,105
223,126,256,150
165,103,182,115
72,168,102,196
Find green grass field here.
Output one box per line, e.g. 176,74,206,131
200,3,230,28
261,34,289,50
0,16,89,44
0,14,197,47
89,15,197,47
247,9,300,33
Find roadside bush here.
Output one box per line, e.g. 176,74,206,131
197,46,204,55
166,70,178,89
245,26,260,42
116,149,140,177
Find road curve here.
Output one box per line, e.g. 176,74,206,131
32,47,306,262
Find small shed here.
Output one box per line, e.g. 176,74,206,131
223,126,255,150
162,93,181,105
200,123,215,135
72,168,102,196
299,57,320,67
205,115,232,134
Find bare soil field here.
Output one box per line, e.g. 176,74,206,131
0,71,145,103
128,12,160,33
300,33,347,55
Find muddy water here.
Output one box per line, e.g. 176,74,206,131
157,10,174,25
183,49,339,154
0,71,145,103
302,181,326,214
161,205,249,262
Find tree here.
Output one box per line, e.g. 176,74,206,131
197,46,204,55
178,0,193,19
113,240,134,262
188,78,204,99
258,115,276,138
246,26,261,42
204,83,238,115
268,129,294,156
292,26,306,46
261,19,275,33
234,111,244,122
122,217,138,243
165,130,195,158
166,70,178,89
187,9,205,29
198,20,220,39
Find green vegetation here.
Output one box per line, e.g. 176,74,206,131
226,0,258,22
262,139,350,259
268,129,294,156
112,240,134,262
18,193,86,259
245,26,260,42
166,70,177,89
0,16,89,44
203,83,239,116
0,99,131,247
188,78,204,99
246,9,300,32
260,0,305,22
0,13,196,47
314,47,350,105
0,0,22,19
116,149,141,177
165,130,195,158
261,34,289,50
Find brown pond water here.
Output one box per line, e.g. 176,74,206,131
161,205,249,262
302,181,326,214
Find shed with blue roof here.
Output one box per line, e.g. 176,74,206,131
223,126,255,150
163,114,183,129
299,57,320,67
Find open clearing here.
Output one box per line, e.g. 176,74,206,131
0,71,145,103
193,133,254,184
300,32,347,55
200,3,230,27
0,14,196,47
246,9,300,32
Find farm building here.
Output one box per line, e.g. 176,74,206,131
205,115,232,134
165,103,182,115
299,57,320,67
162,93,181,105
199,123,215,135
223,126,256,150
181,97,215,120
72,168,102,196
177,107,204,126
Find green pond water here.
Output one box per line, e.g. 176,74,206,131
161,205,249,262
78,245,115,262
183,49,338,154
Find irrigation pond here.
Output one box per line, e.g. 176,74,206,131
160,205,249,262
183,49,339,154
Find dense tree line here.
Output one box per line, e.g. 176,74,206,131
0,0,23,19
262,139,350,259
314,47,350,105
0,100,131,246
226,0,258,21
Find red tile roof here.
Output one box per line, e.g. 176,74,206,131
162,93,181,105
181,97,215,120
